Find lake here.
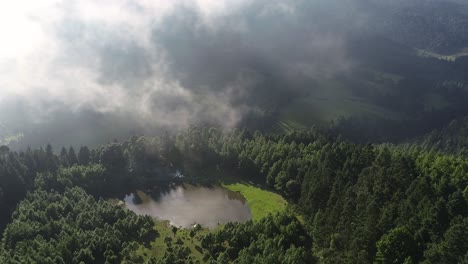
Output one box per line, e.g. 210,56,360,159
123,184,252,229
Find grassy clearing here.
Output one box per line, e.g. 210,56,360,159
222,182,287,220
417,47,468,61
136,179,290,261
279,96,390,125
137,220,210,261
278,74,402,132
276,120,308,133
365,69,404,85
0,133,24,145
278,92,399,131
276,72,405,132
136,170,289,260
188,168,289,220
423,93,450,111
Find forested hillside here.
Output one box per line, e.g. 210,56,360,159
1,1,468,263
0,127,466,263
411,116,468,157
0,187,157,263
364,0,468,53
4,0,468,150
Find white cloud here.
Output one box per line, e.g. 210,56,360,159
0,0,252,128
0,0,352,136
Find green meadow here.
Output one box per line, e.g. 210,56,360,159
222,182,287,220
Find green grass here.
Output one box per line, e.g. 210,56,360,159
280,95,394,125
136,179,289,261
275,70,408,132
137,220,211,261
423,93,450,111
278,82,400,132
135,170,289,261
276,120,308,133
222,182,287,220
0,133,24,145
187,168,289,220
417,47,468,61
365,69,404,85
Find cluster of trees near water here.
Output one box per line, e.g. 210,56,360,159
174,127,467,263
200,213,313,263
0,126,467,263
0,187,157,263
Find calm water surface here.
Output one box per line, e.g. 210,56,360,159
124,184,252,228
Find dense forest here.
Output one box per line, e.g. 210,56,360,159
0,127,466,263
1,1,468,263
410,116,468,157
363,0,468,53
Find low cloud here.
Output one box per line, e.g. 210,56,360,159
0,0,360,146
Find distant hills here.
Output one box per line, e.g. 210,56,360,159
3,0,468,149
363,0,468,54
409,116,468,157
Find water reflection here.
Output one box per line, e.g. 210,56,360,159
123,184,252,229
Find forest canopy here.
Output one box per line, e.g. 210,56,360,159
0,127,466,263
1,1,468,263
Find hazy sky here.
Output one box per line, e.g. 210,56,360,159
0,1,255,127
3,0,458,147
0,0,353,140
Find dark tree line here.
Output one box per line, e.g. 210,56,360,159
201,212,313,263
409,116,468,157
0,144,96,231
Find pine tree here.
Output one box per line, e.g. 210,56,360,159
78,146,91,165
68,147,78,165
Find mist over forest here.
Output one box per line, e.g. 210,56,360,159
2,0,468,148
0,2,468,263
